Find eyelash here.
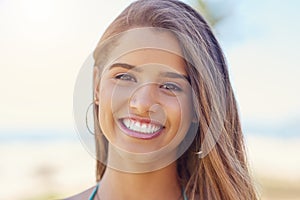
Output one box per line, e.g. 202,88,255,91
115,73,136,82
160,83,182,92
114,73,182,92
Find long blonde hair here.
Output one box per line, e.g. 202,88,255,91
93,0,258,199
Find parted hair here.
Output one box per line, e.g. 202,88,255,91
93,0,258,199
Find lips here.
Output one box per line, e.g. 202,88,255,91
118,117,164,139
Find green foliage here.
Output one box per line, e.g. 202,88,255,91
188,0,231,27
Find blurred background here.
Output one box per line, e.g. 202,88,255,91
0,0,299,199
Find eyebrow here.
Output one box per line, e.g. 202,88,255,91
109,62,190,82
108,63,143,72
160,71,190,83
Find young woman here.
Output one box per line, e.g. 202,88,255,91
67,0,258,199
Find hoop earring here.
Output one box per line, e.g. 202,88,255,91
85,101,95,135
195,150,203,158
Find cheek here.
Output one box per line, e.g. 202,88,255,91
167,95,193,121
98,80,132,131
160,95,193,151
97,81,115,135
98,81,113,113
166,99,181,124
165,95,194,136
98,80,129,113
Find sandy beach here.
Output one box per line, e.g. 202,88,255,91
0,135,299,200
246,135,300,200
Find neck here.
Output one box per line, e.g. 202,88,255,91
98,162,182,200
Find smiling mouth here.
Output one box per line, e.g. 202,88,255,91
119,118,164,139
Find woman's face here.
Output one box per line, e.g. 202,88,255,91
95,30,194,154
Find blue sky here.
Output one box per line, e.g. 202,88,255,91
220,0,300,136
0,0,299,137
206,0,300,119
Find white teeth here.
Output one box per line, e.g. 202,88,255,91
151,126,155,133
122,119,161,134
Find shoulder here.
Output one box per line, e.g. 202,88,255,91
63,185,97,200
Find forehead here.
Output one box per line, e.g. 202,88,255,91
116,49,187,75
103,28,187,75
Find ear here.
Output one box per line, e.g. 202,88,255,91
93,67,100,105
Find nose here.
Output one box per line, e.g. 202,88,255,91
129,83,158,115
